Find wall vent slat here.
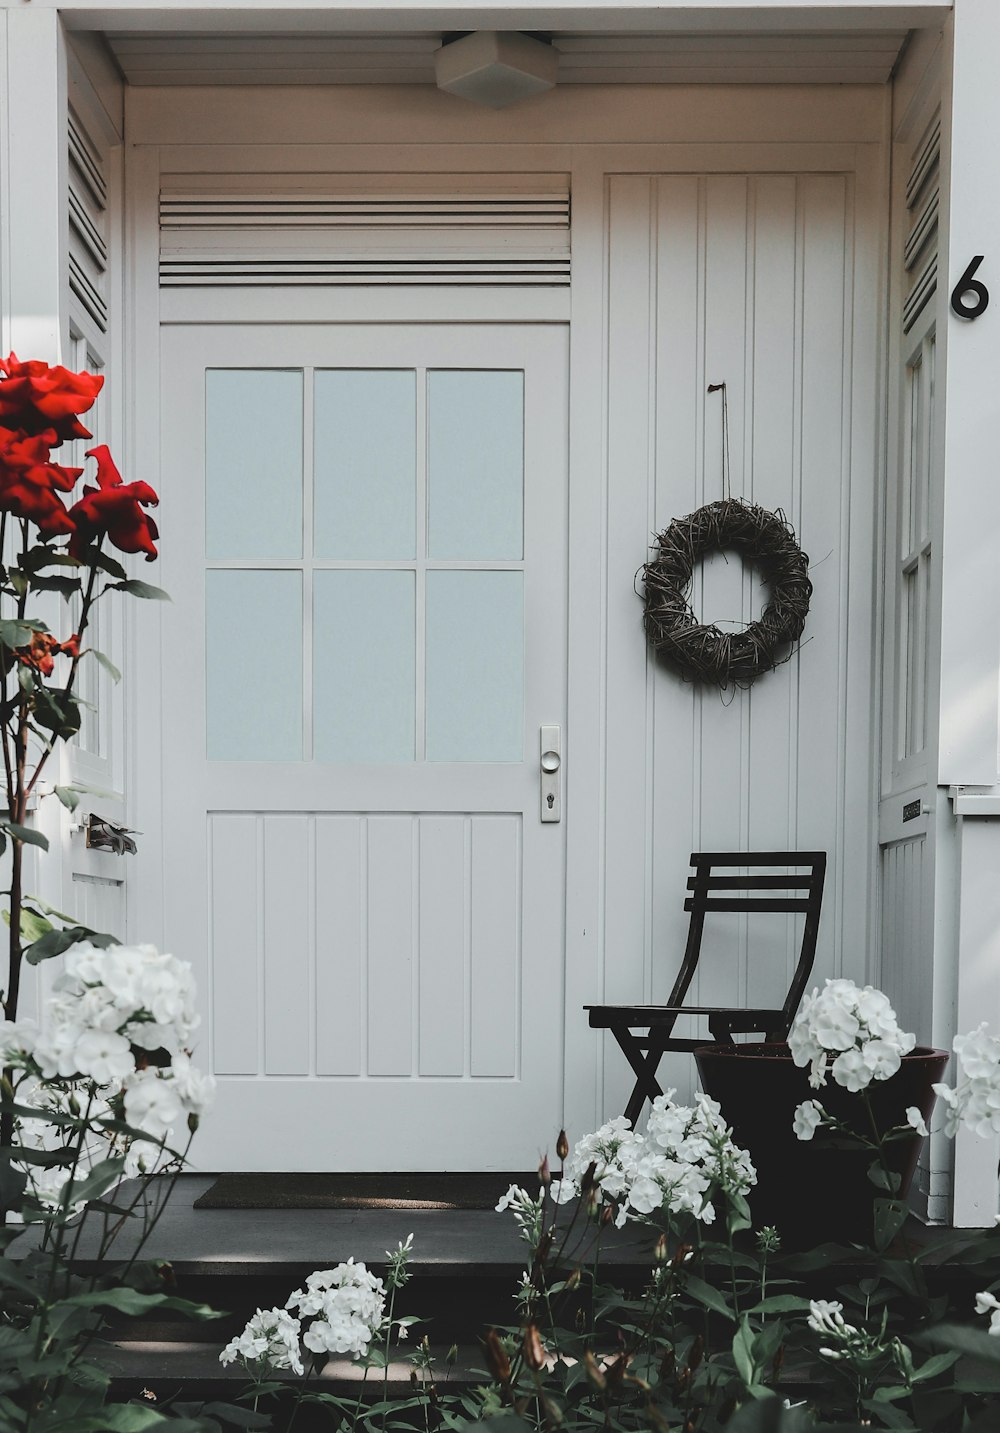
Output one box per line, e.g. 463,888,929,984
68,111,108,335
159,184,571,289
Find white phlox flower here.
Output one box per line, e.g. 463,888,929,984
544,1089,754,1229
788,980,916,1092
976,1291,1000,1336
792,1100,825,1142
286,1259,387,1359
933,1025,1000,1140
220,1307,304,1375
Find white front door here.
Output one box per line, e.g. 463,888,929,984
159,322,568,1171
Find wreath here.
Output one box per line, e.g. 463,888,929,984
641,497,812,688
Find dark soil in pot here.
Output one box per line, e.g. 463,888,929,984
694,1042,949,1246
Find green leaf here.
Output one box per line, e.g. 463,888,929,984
90,648,121,683
874,1198,911,1252
61,1156,126,1209
747,1294,811,1314
72,546,128,580
682,1273,735,1321
0,820,49,851
24,925,99,965
58,1288,222,1320
732,1316,757,1387
31,686,81,740
53,786,80,812
910,1350,960,1383
0,1156,27,1213
28,575,82,599
0,618,48,647
868,1161,902,1194
10,906,53,943
19,546,82,573
106,579,171,602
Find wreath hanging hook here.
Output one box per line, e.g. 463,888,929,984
640,381,812,689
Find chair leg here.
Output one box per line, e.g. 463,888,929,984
614,1026,671,1127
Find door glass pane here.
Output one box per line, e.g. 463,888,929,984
427,371,523,559
207,570,302,760
426,571,523,761
314,370,416,559
314,571,415,762
206,369,302,558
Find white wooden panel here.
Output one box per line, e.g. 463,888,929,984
605,166,872,1111
470,816,520,1078
263,815,311,1076
367,816,414,1077
418,816,466,1076
315,816,364,1076
209,813,260,1076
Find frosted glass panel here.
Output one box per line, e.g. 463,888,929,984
426,571,523,761
207,571,302,760
314,571,415,762
314,370,416,559
428,371,523,559
206,370,303,558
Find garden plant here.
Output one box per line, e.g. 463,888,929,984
4,361,1000,1432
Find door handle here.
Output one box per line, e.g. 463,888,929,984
540,725,561,823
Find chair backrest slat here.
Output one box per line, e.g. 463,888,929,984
686,874,814,891
672,850,826,1038
683,896,813,914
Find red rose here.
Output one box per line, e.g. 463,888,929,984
68,445,159,561
0,353,104,445
15,631,78,678
0,429,79,535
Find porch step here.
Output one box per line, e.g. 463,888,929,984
100,1338,485,1411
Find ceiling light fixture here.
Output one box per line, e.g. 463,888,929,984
434,31,558,109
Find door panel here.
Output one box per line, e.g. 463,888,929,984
159,323,568,1170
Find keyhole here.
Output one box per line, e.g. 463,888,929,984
546,793,555,809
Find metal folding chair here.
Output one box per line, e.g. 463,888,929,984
586,851,827,1126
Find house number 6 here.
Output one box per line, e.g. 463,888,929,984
951,256,990,319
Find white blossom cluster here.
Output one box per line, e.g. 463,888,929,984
219,1242,416,1375
220,1307,305,1375
523,1091,755,1229
933,1024,1000,1138
806,1299,861,1359
286,1258,388,1358
789,979,916,1093
0,941,213,1206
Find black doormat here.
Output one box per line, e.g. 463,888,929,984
193,1172,539,1211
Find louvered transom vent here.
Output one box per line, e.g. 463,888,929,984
158,182,571,288
68,113,108,332
903,117,940,335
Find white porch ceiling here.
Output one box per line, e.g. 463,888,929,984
105,29,910,85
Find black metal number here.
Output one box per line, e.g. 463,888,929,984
951,255,990,319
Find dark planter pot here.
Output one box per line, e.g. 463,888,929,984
694,1043,949,1246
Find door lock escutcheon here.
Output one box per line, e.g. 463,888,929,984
540,725,561,823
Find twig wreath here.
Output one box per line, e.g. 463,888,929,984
641,386,812,688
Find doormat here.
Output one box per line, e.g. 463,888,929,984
193,1172,540,1211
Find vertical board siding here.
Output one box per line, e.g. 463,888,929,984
880,837,933,1047
207,811,520,1081
606,171,872,1112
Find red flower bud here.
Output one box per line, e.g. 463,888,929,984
556,1129,570,1162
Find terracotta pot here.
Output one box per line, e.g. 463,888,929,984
693,1043,949,1245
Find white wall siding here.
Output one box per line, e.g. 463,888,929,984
602,170,879,1116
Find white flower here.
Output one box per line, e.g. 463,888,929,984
792,1100,825,1141
976,1291,1000,1336
0,1018,37,1062
287,1258,386,1360
807,1299,858,1340
830,1048,872,1092
72,1029,135,1084
220,1307,303,1374
906,1107,929,1138
123,1069,183,1142
788,980,916,1093
934,1025,1000,1139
